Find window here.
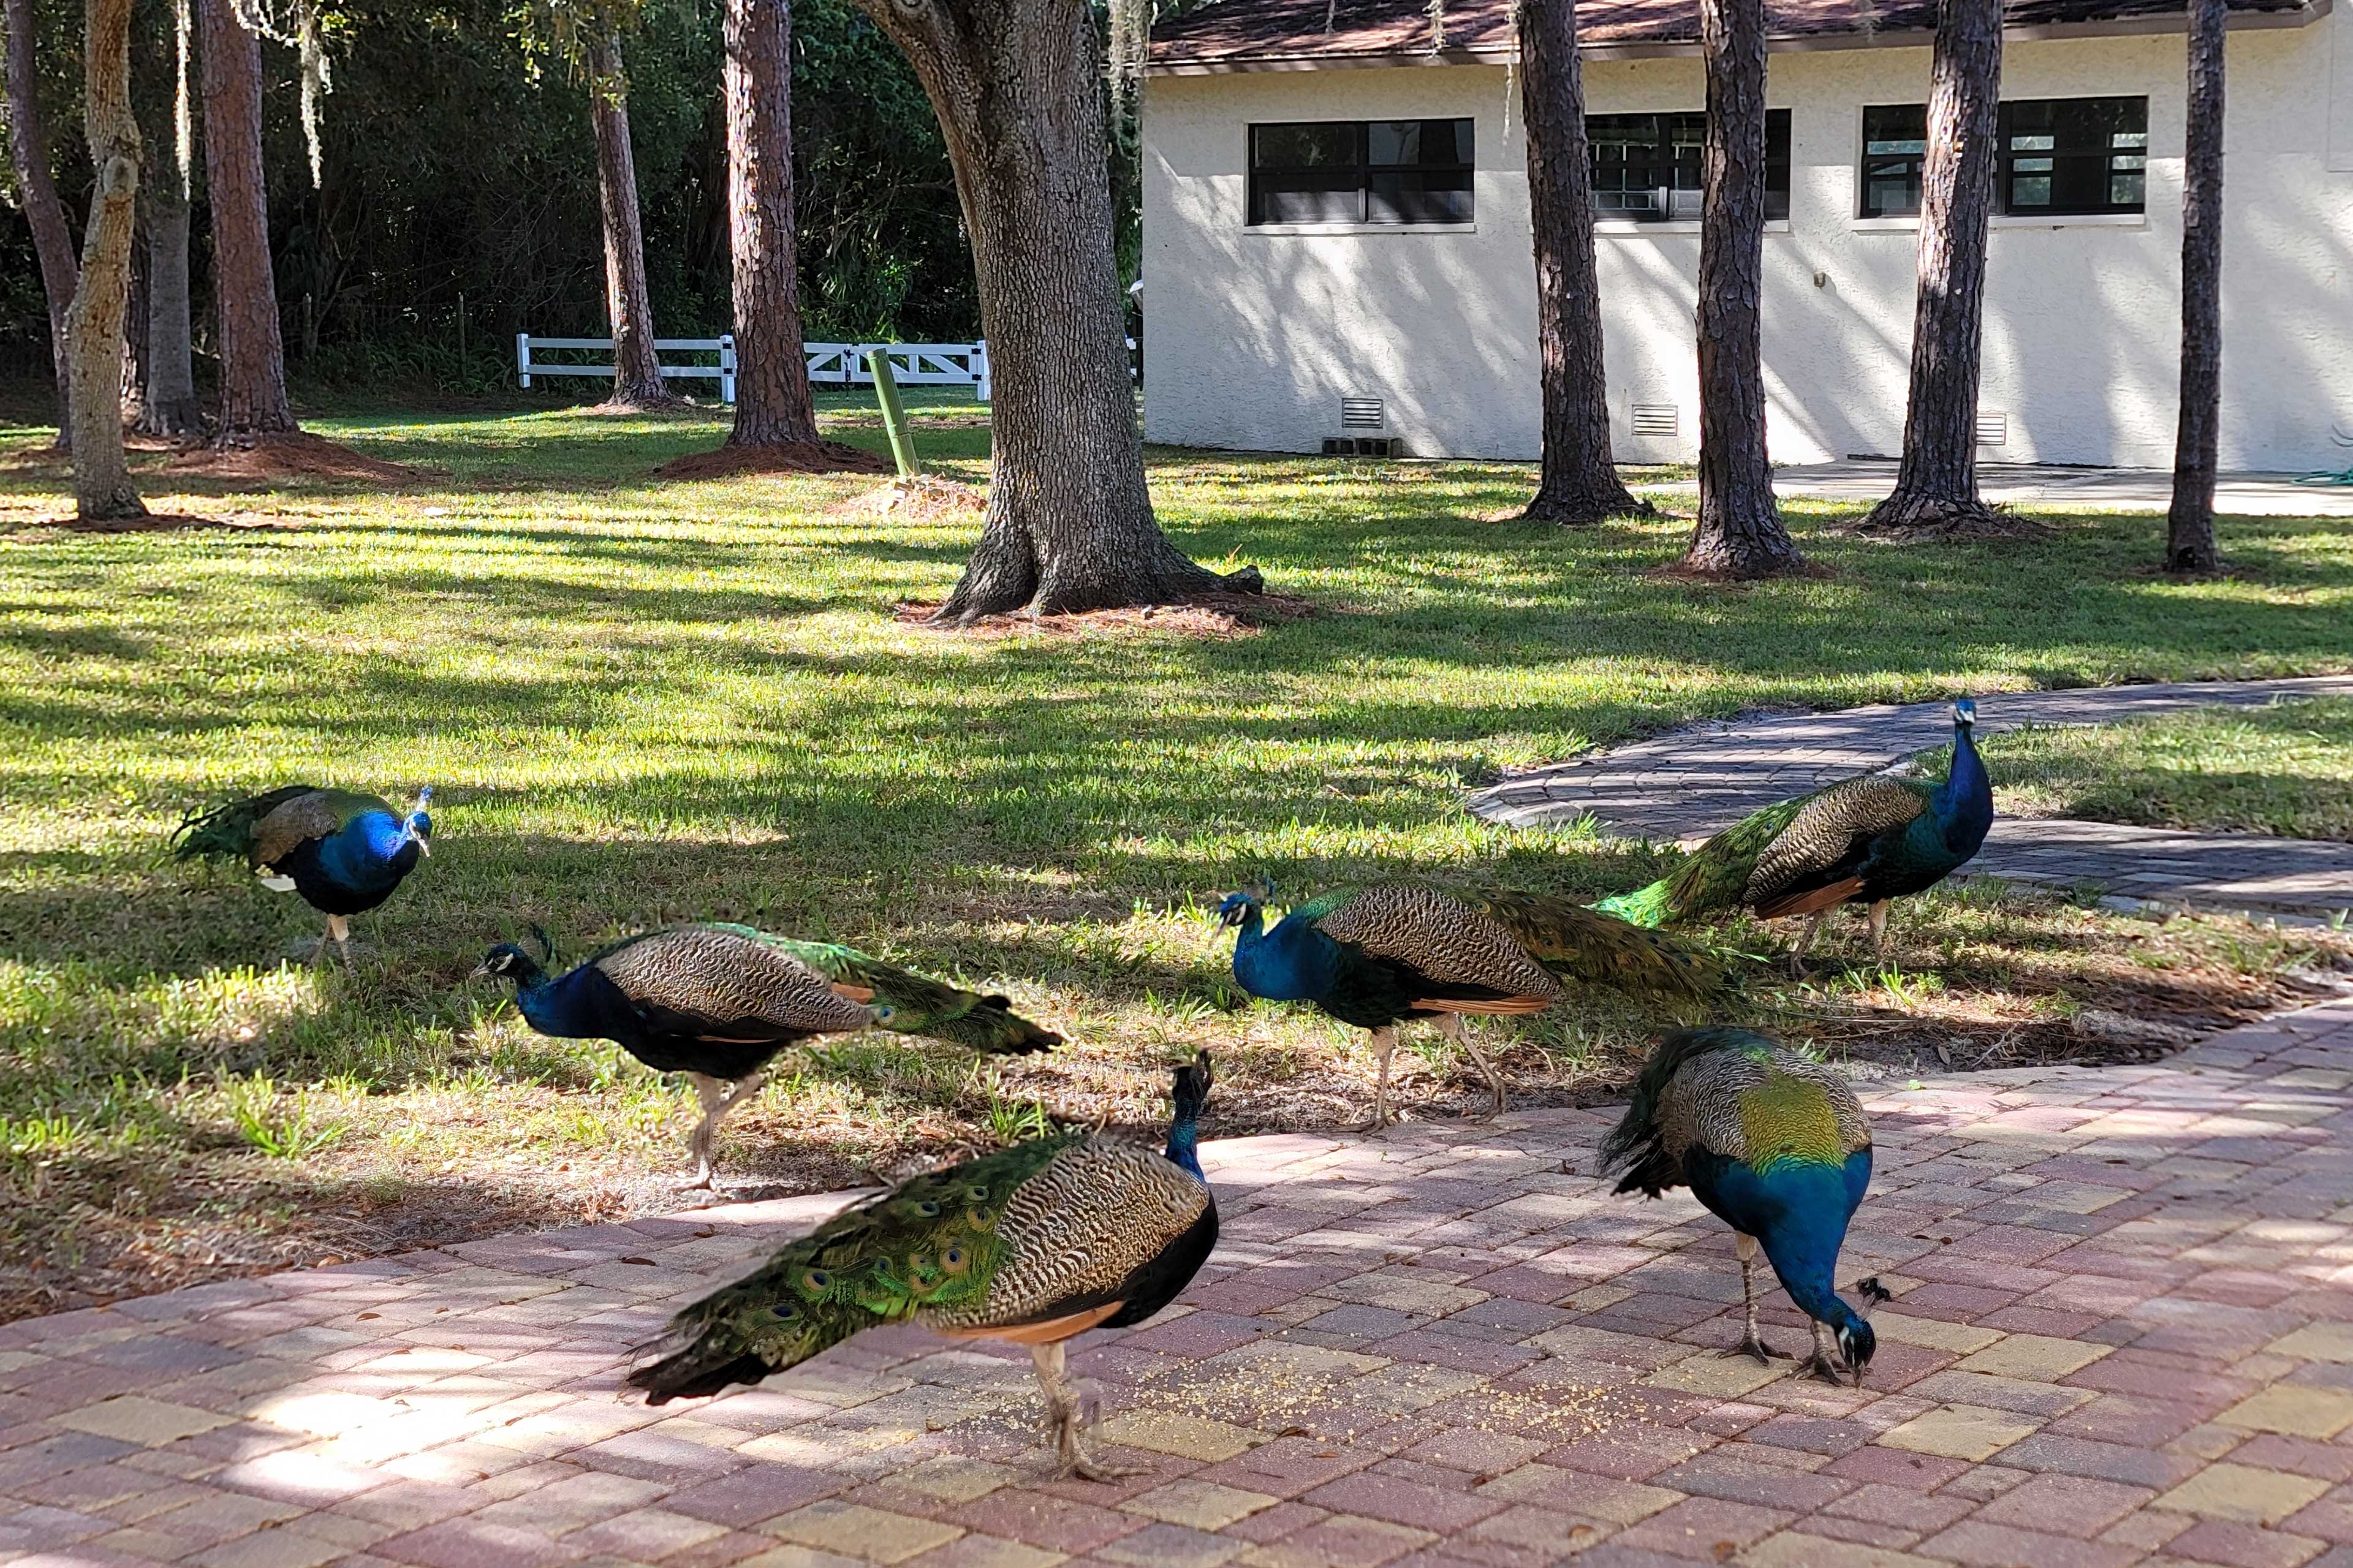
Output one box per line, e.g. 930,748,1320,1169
1586,110,1792,223
1248,119,1474,226
1858,96,2148,218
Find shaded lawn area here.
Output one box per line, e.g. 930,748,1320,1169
3,399,2352,1319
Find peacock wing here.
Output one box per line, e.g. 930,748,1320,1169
1743,778,1930,908
725,931,1062,1056
920,1138,1213,1336
1309,885,1561,1005
591,926,877,1039
246,790,347,868
1468,892,1723,1004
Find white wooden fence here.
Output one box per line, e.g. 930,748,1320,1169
515,333,996,404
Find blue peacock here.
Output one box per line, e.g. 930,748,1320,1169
631,1053,1219,1481
474,922,1060,1185
173,785,434,970
1218,882,1720,1128
1601,1026,1889,1384
1596,698,1992,974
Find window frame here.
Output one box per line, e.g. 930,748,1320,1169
1584,109,1793,225
1855,95,2150,219
1246,118,1476,229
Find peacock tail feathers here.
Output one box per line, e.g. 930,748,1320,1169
1467,890,1723,1004
173,786,396,869
723,929,1060,1056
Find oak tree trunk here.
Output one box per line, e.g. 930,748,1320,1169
586,33,676,411
141,165,203,436
1515,0,1646,525
2165,0,2225,573
849,0,1259,619
4,0,80,447
64,0,146,520
722,0,820,448
198,0,297,438
1681,0,1803,577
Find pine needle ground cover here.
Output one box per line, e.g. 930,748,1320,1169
4,401,2351,1317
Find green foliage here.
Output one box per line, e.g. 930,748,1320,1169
222,1073,349,1159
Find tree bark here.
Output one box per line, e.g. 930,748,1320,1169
847,0,1257,619
1681,0,1803,577
1515,0,1646,525
141,165,204,436
64,0,147,520
1861,0,2002,533
122,200,149,420
197,0,298,438
586,32,678,410
721,0,821,448
2165,0,2225,573
4,0,81,447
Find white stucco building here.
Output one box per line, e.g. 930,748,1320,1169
1141,0,2353,471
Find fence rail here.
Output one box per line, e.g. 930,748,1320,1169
515,334,996,404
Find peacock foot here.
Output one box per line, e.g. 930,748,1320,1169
1785,954,1812,981
1802,1352,1847,1386
1727,1334,1780,1365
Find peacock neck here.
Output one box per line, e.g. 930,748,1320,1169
1164,1115,1205,1181
1933,721,1994,853
1231,908,1339,1003
321,813,417,888
512,963,607,1040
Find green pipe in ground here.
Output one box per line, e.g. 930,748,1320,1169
866,350,920,477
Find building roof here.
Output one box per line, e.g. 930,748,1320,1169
1146,0,2325,72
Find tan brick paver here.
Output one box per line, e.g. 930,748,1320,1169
8,998,2353,1567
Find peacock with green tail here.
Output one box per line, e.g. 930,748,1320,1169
1218,881,1720,1129
631,1053,1218,1481
173,785,434,971
474,923,1060,1185
1601,1027,1889,1384
1596,698,1991,974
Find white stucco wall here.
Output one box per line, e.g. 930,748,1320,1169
1140,13,2353,470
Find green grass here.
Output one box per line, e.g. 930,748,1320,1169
1979,697,2353,843
3,399,2351,1314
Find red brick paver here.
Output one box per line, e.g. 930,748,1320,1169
7,1000,2353,1567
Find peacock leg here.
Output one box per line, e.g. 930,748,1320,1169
1030,1341,1137,1482
1802,1319,1845,1385
1433,1013,1507,1123
1787,914,1825,979
1866,900,1891,956
683,1073,730,1189
1729,1233,1778,1363
327,915,355,974
1362,1026,1400,1132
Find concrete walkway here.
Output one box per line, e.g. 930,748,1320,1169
7,1001,2353,1568
1468,677,2353,921
1680,460,2353,517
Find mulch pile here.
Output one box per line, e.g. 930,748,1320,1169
13,511,292,536
165,431,427,485
896,588,1317,640
835,475,989,523
652,441,892,480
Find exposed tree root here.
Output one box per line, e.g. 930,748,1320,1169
895,587,1314,640
1515,488,1658,525
653,441,892,479
1852,491,2048,540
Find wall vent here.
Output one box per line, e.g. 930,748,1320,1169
1322,436,1403,458
1976,411,2009,446
1340,396,1385,430
1632,403,1680,439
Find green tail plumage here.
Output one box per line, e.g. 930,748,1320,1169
1599,1026,1775,1195
1594,797,1809,927
714,927,1060,1055
172,786,320,866
1469,890,1724,1004
630,1134,1082,1403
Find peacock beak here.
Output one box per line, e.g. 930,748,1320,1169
414,836,432,857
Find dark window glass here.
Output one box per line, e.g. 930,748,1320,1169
1586,110,1790,223
1248,118,1474,226
1856,96,2148,218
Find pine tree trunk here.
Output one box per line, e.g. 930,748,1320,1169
847,0,1258,619
4,0,81,448
64,0,146,520
1861,0,2001,534
586,33,676,411
197,0,297,439
141,166,203,436
122,200,150,421
2166,0,2225,574
1681,0,1803,578
722,0,820,449
1515,0,1646,525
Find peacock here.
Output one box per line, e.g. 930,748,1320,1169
1600,1026,1888,1385
1217,881,1719,1129
1596,698,1991,975
173,785,434,971
472,922,1061,1186
631,1053,1218,1480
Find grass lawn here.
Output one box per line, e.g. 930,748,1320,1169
4,393,2352,1318
1978,697,2353,843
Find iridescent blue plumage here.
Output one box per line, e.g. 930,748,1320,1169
1601,1027,1885,1384
173,784,434,970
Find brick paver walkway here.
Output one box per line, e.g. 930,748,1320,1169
1467,677,2353,920
10,999,2353,1567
